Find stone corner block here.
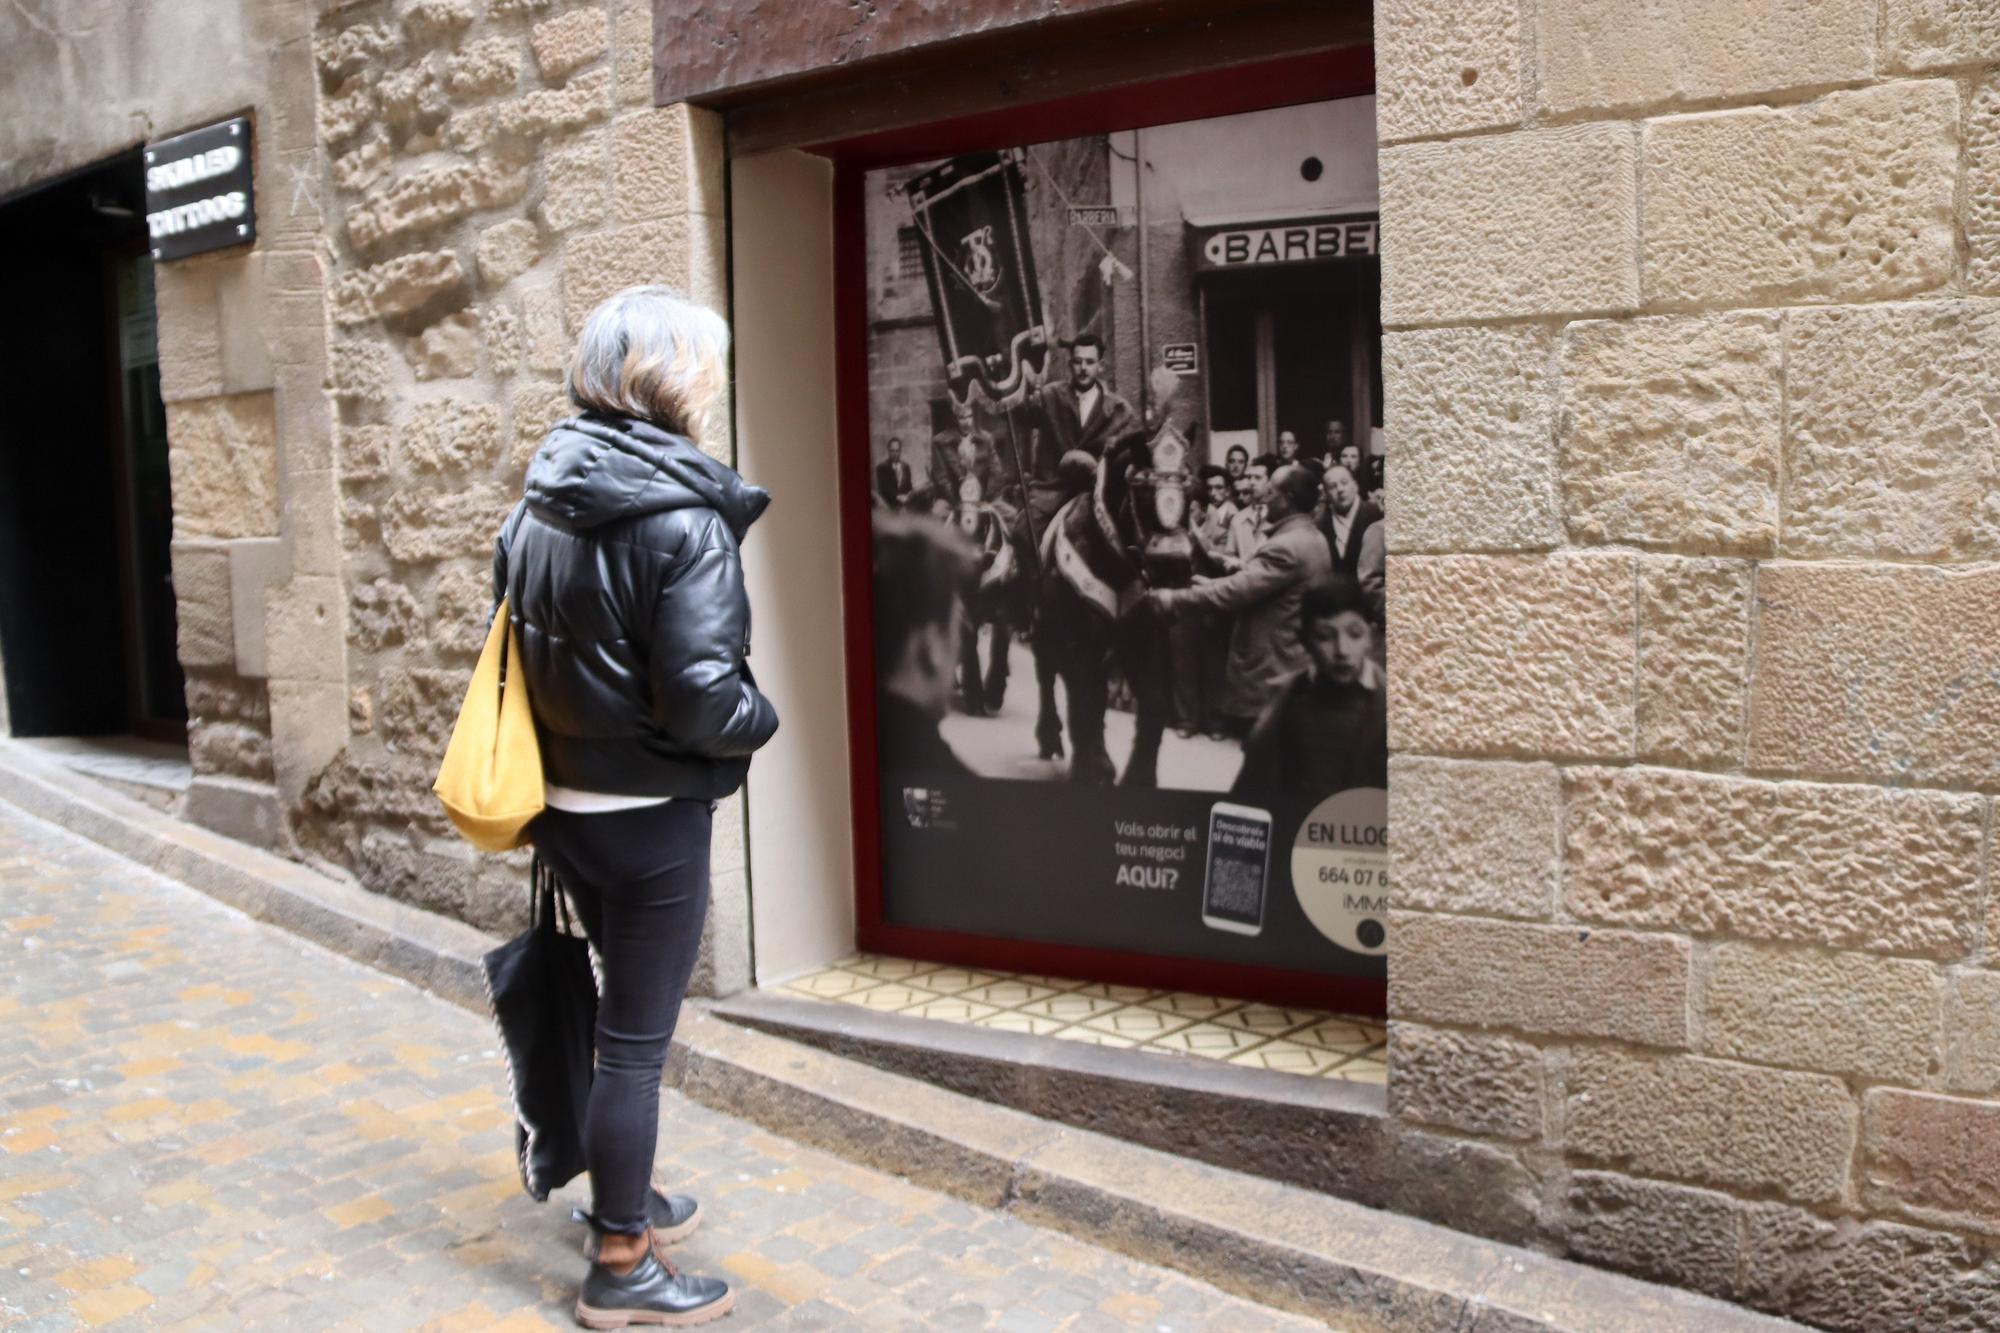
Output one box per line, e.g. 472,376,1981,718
1557,314,1779,554
1864,1088,2000,1232
1885,0,2000,74
1381,123,1638,324
1569,1049,1857,1205
1642,81,1958,309
1373,0,1522,142
1782,302,2000,562
561,218,698,332
613,104,724,222
1380,325,1561,553
186,774,288,852
264,576,349,687
1558,1170,1745,1300
170,541,236,671
1388,1022,1544,1142
1538,0,1874,118
1701,943,1941,1084
1387,552,1636,759
1748,562,2000,790
1387,755,1559,919
1381,1122,1543,1245
1636,555,1750,769
227,539,290,680
215,254,276,396
268,679,352,806
1389,911,1690,1046
166,392,281,542
1564,766,1983,958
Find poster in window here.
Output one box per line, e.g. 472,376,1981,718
863,95,1387,981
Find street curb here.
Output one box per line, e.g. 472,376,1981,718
669,1009,1802,1333
0,741,496,1011
0,742,1802,1330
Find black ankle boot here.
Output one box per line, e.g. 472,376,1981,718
575,1236,734,1328
576,1189,702,1259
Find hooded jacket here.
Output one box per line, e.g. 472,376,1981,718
492,414,778,800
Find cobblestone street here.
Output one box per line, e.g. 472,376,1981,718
0,803,1322,1331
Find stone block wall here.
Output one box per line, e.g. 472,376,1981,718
141,0,339,854
303,0,750,985
1377,3,2000,1326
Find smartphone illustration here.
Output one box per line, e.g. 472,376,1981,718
1202,802,1272,936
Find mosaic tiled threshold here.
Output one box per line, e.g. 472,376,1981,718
778,954,1387,1083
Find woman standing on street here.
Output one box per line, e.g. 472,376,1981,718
492,285,778,1327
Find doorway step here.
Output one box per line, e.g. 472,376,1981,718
671,1006,1799,1332
709,952,1390,1208
14,736,189,813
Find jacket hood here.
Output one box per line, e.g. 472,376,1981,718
523,414,770,539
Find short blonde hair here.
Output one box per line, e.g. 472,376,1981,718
566,286,730,438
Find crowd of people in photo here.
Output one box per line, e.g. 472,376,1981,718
869,347,1388,798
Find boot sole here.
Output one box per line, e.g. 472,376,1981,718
573,1286,735,1328
652,1205,700,1246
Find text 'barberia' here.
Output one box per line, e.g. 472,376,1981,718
1198,217,1379,270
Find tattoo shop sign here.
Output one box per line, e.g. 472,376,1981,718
145,117,255,262
1195,215,1377,272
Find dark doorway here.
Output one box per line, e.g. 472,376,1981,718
1199,256,1380,465
0,150,186,741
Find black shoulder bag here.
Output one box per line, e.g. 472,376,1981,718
482,855,598,1200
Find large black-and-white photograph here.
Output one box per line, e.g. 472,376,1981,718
867,97,1385,796
865,97,1390,977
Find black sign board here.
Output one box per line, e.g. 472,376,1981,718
145,118,255,262
1162,342,1198,375
1194,215,1378,272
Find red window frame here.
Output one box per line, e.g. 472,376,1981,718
814,45,1384,1016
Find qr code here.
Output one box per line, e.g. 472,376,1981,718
1209,858,1263,914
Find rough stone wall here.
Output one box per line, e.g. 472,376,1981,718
303,0,750,986
117,0,342,855
1377,3,2000,1327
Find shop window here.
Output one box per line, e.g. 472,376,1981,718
833,58,1385,1017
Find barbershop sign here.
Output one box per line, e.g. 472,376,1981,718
1195,216,1378,272
145,117,255,261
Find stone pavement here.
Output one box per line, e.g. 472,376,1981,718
0,802,1323,1331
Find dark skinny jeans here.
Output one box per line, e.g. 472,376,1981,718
529,798,713,1237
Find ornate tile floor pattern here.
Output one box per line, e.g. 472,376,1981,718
778,955,1388,1084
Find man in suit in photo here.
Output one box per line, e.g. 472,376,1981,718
875,436,914,510
1146,465,1334,738
1018,333,1136,535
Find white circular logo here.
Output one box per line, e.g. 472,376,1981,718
1290,787,1388,955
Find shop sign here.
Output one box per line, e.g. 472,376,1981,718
145,118,256,262
1068,204,1132,227
1162,343,1198,375
1196,216,1377,271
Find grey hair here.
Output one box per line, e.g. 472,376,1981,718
566,286,730,439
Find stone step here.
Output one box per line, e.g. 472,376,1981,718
670,1006,1802,1333
709,988,1389,1204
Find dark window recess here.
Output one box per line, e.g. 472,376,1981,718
1204,294,1259,434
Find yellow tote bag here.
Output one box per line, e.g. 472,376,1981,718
434,597,544,851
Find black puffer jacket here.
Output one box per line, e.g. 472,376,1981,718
492,414,778,799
